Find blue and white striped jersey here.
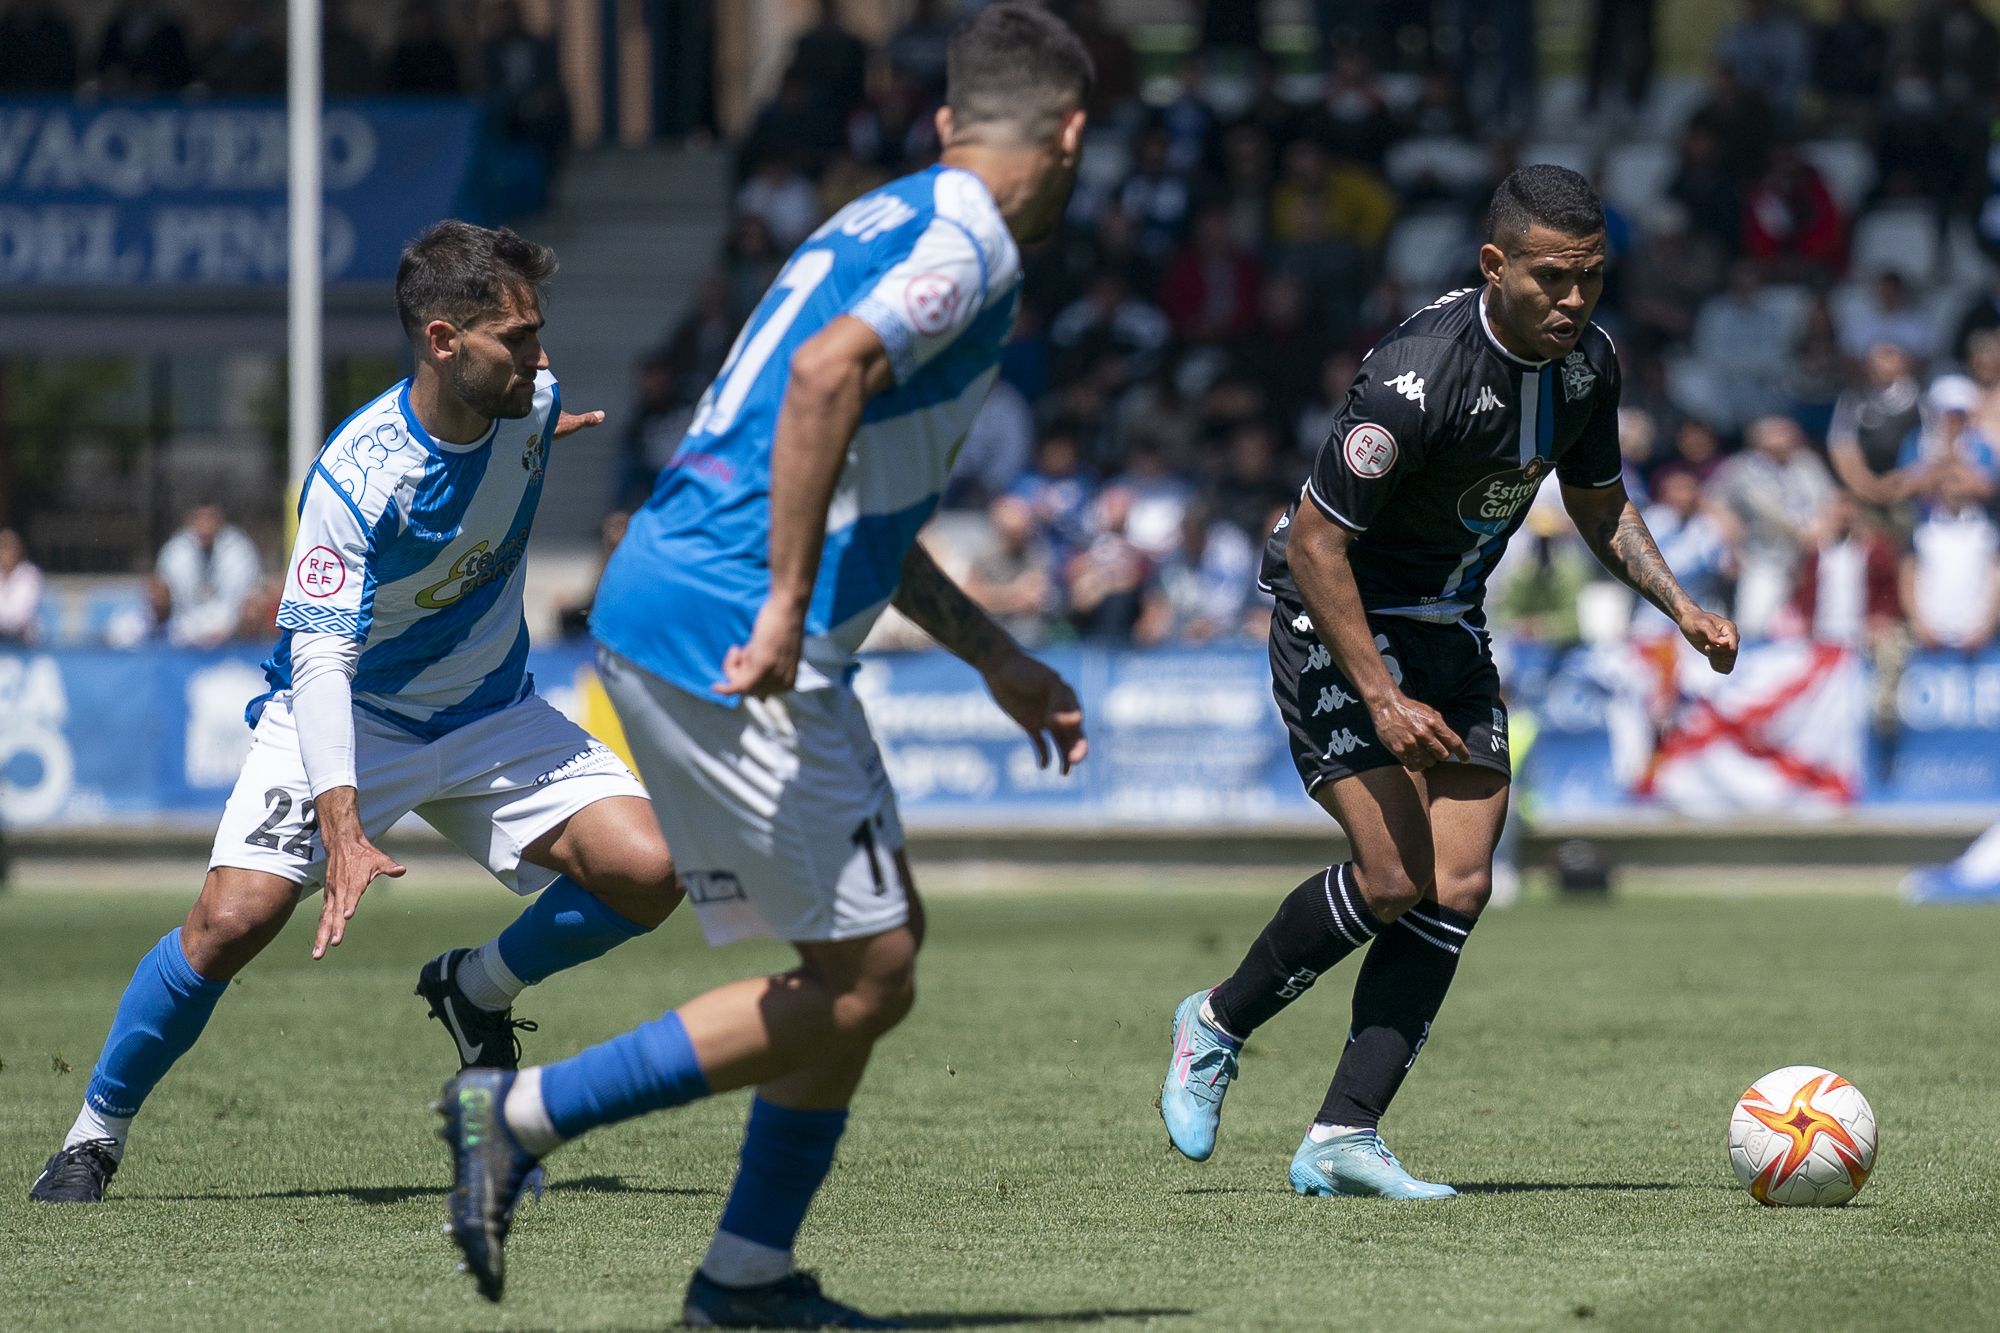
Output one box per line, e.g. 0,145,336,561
591,164,1023,703
250,371,559,739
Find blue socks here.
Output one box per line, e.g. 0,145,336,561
535,1009,712,1140
495,875,650,986
84,928,229,1120
716,1098,848,1251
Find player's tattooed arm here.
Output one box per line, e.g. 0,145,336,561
896,542,1090,772
894,541,1012,669
1563,481,1739,673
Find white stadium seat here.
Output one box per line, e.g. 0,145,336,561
1384,136,1491,194
1600,142,1677,217
1850,203,1940,280
1799,139,1876,215
1385,209,1477,290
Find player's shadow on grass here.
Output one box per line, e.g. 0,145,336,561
144,1174,719,1205
895,1310,1192,1328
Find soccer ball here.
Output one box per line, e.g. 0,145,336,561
1728,1066,1878,1207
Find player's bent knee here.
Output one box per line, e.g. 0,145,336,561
1433,869,1493,917
182,870,298,978
1351,860,1432,920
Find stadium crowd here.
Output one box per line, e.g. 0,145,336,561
607,0,2000,661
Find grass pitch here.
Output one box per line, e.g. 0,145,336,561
2,867,1997,1331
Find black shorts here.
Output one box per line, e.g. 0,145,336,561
1269,596,1511,793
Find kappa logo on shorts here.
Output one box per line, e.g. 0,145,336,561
1373,633,1404,687
1292,612,1313,633
1323,728,1369,757
1311,683,1358,716
684,870,747,904
1305,642,1331,673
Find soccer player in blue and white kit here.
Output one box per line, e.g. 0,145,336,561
29,223,682,1204
438,7,1093,1325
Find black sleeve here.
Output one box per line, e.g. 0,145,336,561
1303,335,1441,532
1555,342,1624,489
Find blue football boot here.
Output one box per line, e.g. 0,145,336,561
1159,990,1241,1162
1902,866,2000,903
683,1270,905,1329
1288,1128,1457,1200
438,1069,544,1301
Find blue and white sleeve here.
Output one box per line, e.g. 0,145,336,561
845,219,991,384
276,468,375,641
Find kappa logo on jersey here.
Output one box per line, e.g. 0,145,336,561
295,545,347,599
1472,385,1504,414
1305,642,1331,673
904,272,961,336
1456,456,1553,537
1562,349,1596,402
1384,371,1427,410
1323,728,1369,757
1311,683,1358,716
1343,423,1398,478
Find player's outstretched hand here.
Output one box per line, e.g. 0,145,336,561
552,409,606,438
1370,694,1469,772
717,601,805,700
983,648,1088,775
1679,609,1740,675
312,835,406,960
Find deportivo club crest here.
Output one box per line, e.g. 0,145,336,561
1562,350,1596,402
522,430,546,483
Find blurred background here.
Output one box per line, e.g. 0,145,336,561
3,0,1999,881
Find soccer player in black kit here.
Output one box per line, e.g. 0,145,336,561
1158,165,1740,1198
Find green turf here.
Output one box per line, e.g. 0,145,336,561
2,875,1997,1331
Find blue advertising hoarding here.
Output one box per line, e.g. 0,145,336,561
2,642,1996,834
0,98,481,286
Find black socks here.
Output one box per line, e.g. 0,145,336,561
1207,864,1386,1037
1317,902,1478,1129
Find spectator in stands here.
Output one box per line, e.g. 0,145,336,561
0,528,43,647
1624,201,1728,352
1667,122,1743,257
1950,275,2000,363
482,0,571,166
1828,341,1925,527
1050,272,1171,387
1665,418,1727,483
1248,275,1334,437
1714,415,1836,638
948,378,1036,511
1741,142,1846,283
1210,123,1278,251
197,0,283,95
1065,487,1151,641
1965,331,2000,446
1691,261,1796,431
1795,489,1907,766
1214,420,1295,543
1637,468,1734,635
1117,124,1195,262
1811,0,1889,127
1135,499,1259,646
735,149,823,250
1067,0,1139,119
1838,271,1935,362
1012,427,1098,566
1715,0,1812,128
1585,0,1658,119
1903,374,1998,499
385,0,462,95
94,1,192,93
1687,65,1776,183
151,503,264,649
1907,0,1999,112
1787,295,1847,439
0,1,77,92
1490,503,1596,647
742,65,846,182
962,495,1059,646
617,354,694,511
1874,60,1966,217
1307,47,1400,171
322,0,378,94
1903,460,2000,653
1110,444,1191,561
1295,350,1360,459
1162,206,1264,342
886,0,952,98
1269,137,1397,258
790,0,868,117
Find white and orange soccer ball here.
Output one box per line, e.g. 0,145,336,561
1728,1066,1878,1207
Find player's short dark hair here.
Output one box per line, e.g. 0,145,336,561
1484,165,1605,254
395,221,557,341
946,2,1093,143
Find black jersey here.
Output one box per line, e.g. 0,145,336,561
1262,285,1623,625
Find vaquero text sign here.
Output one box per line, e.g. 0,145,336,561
0,98,481,286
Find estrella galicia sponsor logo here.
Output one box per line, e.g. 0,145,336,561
1562,349,1596,402
1323,728,1369,757
414,524,532,608
1311,683,1358,716
1456,456,1552,537
684,870,746,904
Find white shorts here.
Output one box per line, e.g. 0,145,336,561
597,647,910,947
210,692,647,895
